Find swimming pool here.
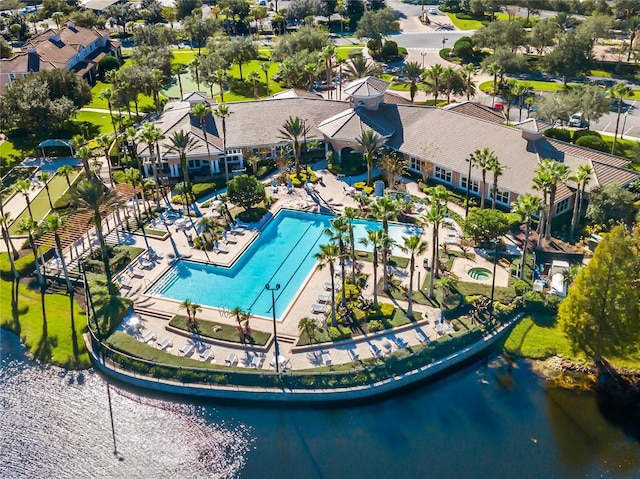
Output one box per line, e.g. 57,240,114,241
146,210,421,319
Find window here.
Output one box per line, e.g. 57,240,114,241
460,176,480,193
434,166,452,183
188,160,201,168
555,197,570,214
493,188,510,204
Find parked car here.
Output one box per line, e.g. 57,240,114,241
568,113,585,128
428,7,438,15
492,102,504,111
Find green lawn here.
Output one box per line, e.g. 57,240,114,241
480,79,640,99
0,273,90,369
598,134,640,162
75,110,116,135
504,314,640,371
0,139,23,160
8,168,80,235
444,12,485,30
169,314,271,346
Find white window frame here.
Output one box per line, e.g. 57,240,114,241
460,176,480,194
555,197,570,214
434,166,452,183
494,188,510,204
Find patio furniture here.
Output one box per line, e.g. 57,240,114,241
250,355,262,369
225,235,238,244
347,349,360,361
141,330,156,343
369,344,381,357
321,352,332,366
129,266,145,278
117,276,133,289
316,294,331,304
156,337,172,350
311,303,329,315
149,248,164,260
217,244,229,254
323,282,341,292
225,353,237,366
394,337,408,349
139,258,154,269
180,343,194,357
416,331,428,344
199,348,214,362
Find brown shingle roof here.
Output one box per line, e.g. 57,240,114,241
444,101,505,124
344,76,389,98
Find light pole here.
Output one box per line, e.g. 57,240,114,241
265,283,281,373
489,240,499,324
621,112,628,139
421,50,426,68
464,153,474,218
442,37,448,50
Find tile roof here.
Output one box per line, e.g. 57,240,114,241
383,92,413,105
343,76,389,98
514,118,554,133
443,101,505,124
268,88,323,99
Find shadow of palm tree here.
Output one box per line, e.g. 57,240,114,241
69,293,80,359
10,279,22,335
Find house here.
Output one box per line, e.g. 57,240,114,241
0,22,121,93
141,77,638,218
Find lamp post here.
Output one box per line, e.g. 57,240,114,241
265,283,281,373
442,37,448,50
621,112,628,139
464,153,474,218
421,50,427,68
489,240,499,324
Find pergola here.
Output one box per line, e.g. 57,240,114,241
36,139,73,158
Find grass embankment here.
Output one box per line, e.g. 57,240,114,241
479,79,640,99
444,12,485,30
169,315,271,346
0,272,90,369
504,313,640,371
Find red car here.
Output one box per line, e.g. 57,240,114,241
493,102,504,111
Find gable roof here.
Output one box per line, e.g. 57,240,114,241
268,89,323,100
444,101,505,124
343,76,389,98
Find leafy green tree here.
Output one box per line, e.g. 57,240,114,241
343,54,382,80
104,2,140,32
586,183,639,228
511,193,544,280
424,63,444,106
221,36,257,80
487,155,505,210
529,17,559,56
463,208,515,246
543,31,593,82
16,179,34,220
354,129,387,187
473,19,526,52
355,8,399,50
298,317,319,343
17,218,45,287
226,175,266,211
175,0,201,20
558,225,640,362
568,84,611,129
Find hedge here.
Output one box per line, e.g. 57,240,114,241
575,135,609,152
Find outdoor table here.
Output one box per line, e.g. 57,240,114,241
321,352,332,366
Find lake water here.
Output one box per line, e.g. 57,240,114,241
1,331,639,479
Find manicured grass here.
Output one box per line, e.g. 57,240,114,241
444,12,485,30
354,249,409,268
598,134,640,162
8,168,80,235
75,110,118,135
504,314,640,370
589,69,613,78
0,274,90,369
335,45,364,60
0,139,23,160
169,315,271,346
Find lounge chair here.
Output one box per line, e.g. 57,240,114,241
129,266,145,278
156,337,172,350
348,349,360,361
141,330,156,343
217,244,229,254
199,348,214,362
394,337,408,349
369,343,382,357
317,294,331,304
311,303,329,315
225,235,238,244
323,282,341,292
149,248,164,260
139,258,154,269
116,276,133,289
180,343,194,357
416,331,428,344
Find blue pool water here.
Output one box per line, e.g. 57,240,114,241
147,209,421,319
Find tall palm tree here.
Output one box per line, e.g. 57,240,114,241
278,116,310,180
424,63,444,106
191,102,213,174
369,197,399,292
246,70,260,99
404,61,424,103
441,66,456,105
487,156,505,209
76,145,94,179
260,62,271,96
171,63,185,98
57,165,74,189
485,62,504,107
94,134,115,186
212,69,229,102
343,207,359,282
511,82,529,123
73,179,118,293
189,55,203,92
354,129,387,187
535,158,570,242
609,82,634,155
400,235,428,318
298,317,319,343
124,168,151,249
326,217,349,307
43,213,73,294
461,63,477,101
138,123,164,208
359,228,385,309
314,242,340,326
38,171,54,211
322,44,336,99
17,218,45,287
165,130,198,212
470,147,496,209
16,179,34,220
569,164,592,238
511,194,543,279
213,104,233,181
424,185,449,299
532,172,551,241
0,213,19,280
343,54,380,80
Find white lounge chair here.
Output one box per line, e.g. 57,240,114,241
156,337,172,350
129,266,145,278
225,235,238,244
311,303,329,315
180,343,194,357
369,344,382,357
416,331,428,344
323,282,341,292
394,337,408,349
141,330,156,343
317,294,331,304
117,276,133,289
139,258,154,269
217,244,229,254
347,349,360,361
199,348,214,361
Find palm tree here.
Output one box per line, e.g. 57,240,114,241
171,63,185,98
354,129,387,187
461,63,477,101
343,207,359,282
37,171,54,211
485,62,504,107
99,87,120,142
326,217,349,307
18,218,45,287
58,165,74,189
609,82,634,155
470,147,496,209
189,55,203,91
569,164,592,238
404,61,424,103
314,242,340,326
138,123,164,208
0,213,19,280
424,63,444,106
43,213,73,294
298,317,319,343
322,44,336,99
94,134,115,186
76,145,94,179
441,66,456,105
487,156,505,209
511,193,543,279
343,55,380,80
165,130,198,212
278,116,310,180
626,16,640,61
511,82,529,123
246,70,260,99
400,235,428,318
535,158,570,242
359,229,385,309
304,62,318,90
179,299,201,331
260,62,271,96
191,102,213,174
16,179,34,220
212,69,229,102
74,179,118,292
436,275,458,300
424,185,449,300
213,104,233,181
532,172,551,241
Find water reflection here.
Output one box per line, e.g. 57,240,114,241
1,332,639,479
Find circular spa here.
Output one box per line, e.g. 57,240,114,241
467,267,493,281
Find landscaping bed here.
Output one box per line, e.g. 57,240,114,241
168,315,271,346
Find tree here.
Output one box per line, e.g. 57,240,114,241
138,123,164,207
321,44,336,99
423,185,449,299
354,129,387,187
37,171,54,211
543,31,593,82
436,275,458,300
461,63,477,101
487,155,505,209
586,183,639,228
124,167,150,249
104,2,139,32
214,104,233,181
484,62,504,107
246,70,260,99
355,8,399,49
211,69,229,102
326,217,349,307
260,62,271,96
378,152,407,191
298,317,319,342
463,208,514,246
16,180,34,220
43,213,73,294
535,158,570,241
624,16,640,61
57,165,75,188
529,17,559,56
609,82,634,155
343,207,359,283
17,217,45,287
511,194,544,280
182,14,216,55
226,175,266,211
0,214,19,280
73,179,118,292
424,63,444,106
343,54,382,80
165,131,197,214
171,63,185,98
569,164,592,238
190,102,213,178
569,85,611,129
510,81,529,123
359,229,385,309
224,37,257,81
558,225,640,362
179,299,202,332
470,147,496,210
404,61,423,103
473,19,526,52
400,235,427,318
278,116,310,180
315,242,340,326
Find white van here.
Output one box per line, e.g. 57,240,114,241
568,113,585,127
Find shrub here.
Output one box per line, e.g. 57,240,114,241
380,40,399,59
513,279,531,296
544,128,572,142
54,192,72,209
453,36,474,61
368,319,383,332
98,55,120,76
546,293,564,311
328,326,351,340
572,129,601,142
575,135,608,152
0,253,35,280
523,290,545,311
